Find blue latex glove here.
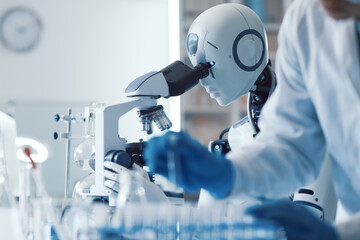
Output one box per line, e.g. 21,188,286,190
246,200,339,240
144,131,235,199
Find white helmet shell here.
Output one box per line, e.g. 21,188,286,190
186,4,268,106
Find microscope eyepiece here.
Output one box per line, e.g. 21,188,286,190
160,60,215,97
194,61,215,79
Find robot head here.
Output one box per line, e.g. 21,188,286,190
186,4,268,106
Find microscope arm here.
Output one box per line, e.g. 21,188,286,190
88,99,147,204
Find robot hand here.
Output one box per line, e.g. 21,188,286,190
103,161,168,203
144,131,235,199
246,200,339,240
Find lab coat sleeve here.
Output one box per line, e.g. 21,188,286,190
227,1,327,199
336,212,360,240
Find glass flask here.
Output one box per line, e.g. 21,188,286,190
73,138,95,171
73,103,101,171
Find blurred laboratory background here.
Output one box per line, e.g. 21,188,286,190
0,0,291,198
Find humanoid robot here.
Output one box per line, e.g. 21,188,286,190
184,3,337,222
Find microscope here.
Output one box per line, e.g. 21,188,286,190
82,61,214,205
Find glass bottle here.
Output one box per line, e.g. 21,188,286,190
111,168,147,238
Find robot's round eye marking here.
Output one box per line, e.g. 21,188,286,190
232,29,265,72
186,33,199,56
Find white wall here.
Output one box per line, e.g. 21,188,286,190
0,0,173,196
0,0,169,103
0,0,171,141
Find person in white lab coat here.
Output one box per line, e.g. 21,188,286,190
144,0,360,239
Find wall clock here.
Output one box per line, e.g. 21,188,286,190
0,7,42,52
